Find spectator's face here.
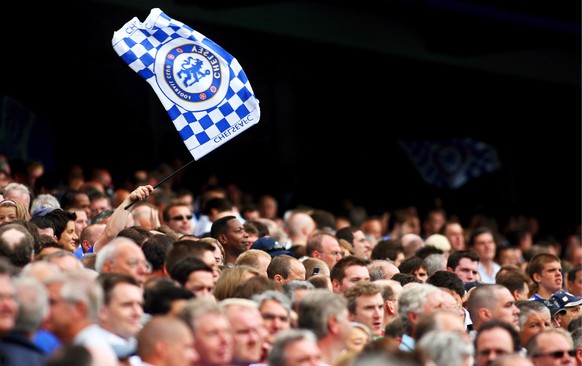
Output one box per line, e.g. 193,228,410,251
472,232,496,261
165,205,193,235
452,257,479,284
316,236,343,270
0,201,17,224
445,223,466,251
89,197,111,219
349,293,385,336
352,230,372,260
412,267,428,283
475,327,514,366
224,218,249,257
58,220,79,252
193,313,233,365
520,310,551,347
226,307,264,365
0,274,17,335
530,332,575,366
334,265,370,293
492,288,520,331
70,209,89,237
260,299,290,342
107,242,150,286
535,261,563,294
184,270,215,299
100,283,144,339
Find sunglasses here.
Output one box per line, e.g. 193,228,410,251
170,215,193,221
532,350,576,359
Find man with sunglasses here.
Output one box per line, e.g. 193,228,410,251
526,328,575,366
163,202,194,236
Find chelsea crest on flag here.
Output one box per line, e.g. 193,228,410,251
112,8,260,160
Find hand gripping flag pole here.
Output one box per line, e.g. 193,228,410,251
112,8,261,209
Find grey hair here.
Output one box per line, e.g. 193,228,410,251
416,330,474,366
397,283,441,332
515,300,550,329
282,280,315,303
253,289,292,312
45,269,103,322
297,289,347,339
177,297,225,333
267,328,318,366
13,276,49,334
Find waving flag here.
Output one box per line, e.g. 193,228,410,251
399,138,501,189
112,8,260,160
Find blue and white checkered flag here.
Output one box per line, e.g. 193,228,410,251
112,8,260,160
399,137,501,189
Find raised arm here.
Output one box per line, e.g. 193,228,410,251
92,185,154,253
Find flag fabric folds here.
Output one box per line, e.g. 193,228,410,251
112,8,260,161
398,138,501,189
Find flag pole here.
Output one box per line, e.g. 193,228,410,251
124,158,196,210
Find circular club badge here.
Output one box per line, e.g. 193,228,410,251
155,39,230,112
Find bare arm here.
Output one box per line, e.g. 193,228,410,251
92,185,154,253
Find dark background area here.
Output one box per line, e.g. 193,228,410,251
1,0,580,237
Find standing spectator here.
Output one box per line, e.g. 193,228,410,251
443,221,467,252
469,227,501,284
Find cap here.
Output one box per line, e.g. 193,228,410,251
250,237,293,257
534,298,567,317
550,290,582,310
31,204,56,218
